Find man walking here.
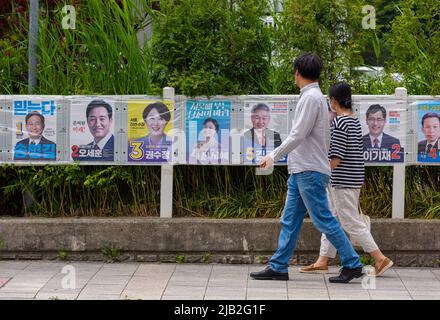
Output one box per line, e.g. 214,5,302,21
250,53,363,283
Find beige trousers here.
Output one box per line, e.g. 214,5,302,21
319,186,379,258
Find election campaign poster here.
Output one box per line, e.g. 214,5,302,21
416,101,440,163
186,100,231,164
358,101,406,163
243,100,289,164
12,96,58,161
70,97,115,162
127,100,173,163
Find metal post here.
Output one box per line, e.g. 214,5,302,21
394,87,407,100
392,87,408,219
23,0,39,211
28,0,39,93
392,164,405,219
160,87,175,218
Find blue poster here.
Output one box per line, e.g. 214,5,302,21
186,100,231,164
12,97,58,161
417,101,440,163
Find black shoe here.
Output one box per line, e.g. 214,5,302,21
328,267,363,283
250,267,289,281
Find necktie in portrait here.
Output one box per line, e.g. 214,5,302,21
373,138,379,148
427,144,433,153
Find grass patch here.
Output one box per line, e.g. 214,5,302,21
102,245,121,263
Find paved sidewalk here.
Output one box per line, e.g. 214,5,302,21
0,261,439,300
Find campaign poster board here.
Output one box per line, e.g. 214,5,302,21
12,96,58,161
70,97,115,162
186,100,231,164
358,101,406,163
243,100,288,164
127,100,173,163
416,101,440,163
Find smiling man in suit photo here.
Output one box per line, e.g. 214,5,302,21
363,104,401,149
84,99,115,161
418,112,440,155
14,111,56,160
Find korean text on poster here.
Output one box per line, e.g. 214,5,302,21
12,97,57,161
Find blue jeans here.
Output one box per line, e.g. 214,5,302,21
269,171,362,273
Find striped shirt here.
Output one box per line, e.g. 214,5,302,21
329,115,365,188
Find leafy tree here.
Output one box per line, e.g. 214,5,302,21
386,0,440,94
361,0,400,66
149,0,272,96
273,0,369,93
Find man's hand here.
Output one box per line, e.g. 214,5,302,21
259,155,274,169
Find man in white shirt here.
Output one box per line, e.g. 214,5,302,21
250,53,363,283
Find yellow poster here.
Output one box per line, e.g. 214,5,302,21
127,100,173,163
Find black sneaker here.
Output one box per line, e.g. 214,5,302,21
328,267,363,283
250,267,289,281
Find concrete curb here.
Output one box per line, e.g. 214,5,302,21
0,218,439,267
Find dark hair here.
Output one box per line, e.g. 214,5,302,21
142,102,170,122
86,100,112,119
293,52,323,81
251,103,270,113
421,112,440,127
203,117,219,132
328,82,352,109
366,104,386,119
25,111,45,127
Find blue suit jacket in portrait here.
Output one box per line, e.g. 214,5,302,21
362,132,401,149
81,134,114,161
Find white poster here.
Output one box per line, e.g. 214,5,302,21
358,100,406,163
70,97,115,161
243,100,289,164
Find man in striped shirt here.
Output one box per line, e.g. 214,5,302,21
250,53,364,283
